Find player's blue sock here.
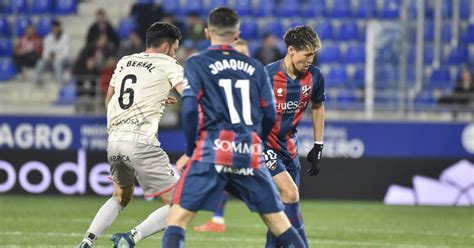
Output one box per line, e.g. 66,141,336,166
162,225,185,248
276,227,305,248
265,230,277,247
284,202,308,247
212,192,228,220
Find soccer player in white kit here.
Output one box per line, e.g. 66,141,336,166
77,22,184,248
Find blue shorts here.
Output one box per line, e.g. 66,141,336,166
172,161,284,214
263,149,301,188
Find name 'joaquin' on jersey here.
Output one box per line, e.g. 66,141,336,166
183,45,276,169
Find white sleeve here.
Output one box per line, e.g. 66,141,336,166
42,35,52,59
166,61,184,88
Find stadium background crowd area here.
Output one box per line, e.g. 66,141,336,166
0,0,472,121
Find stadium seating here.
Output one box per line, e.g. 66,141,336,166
344,43,365,63
275,0,300,17
326,67,348,88
54,0,77,15
429,68,451,89
0,18,10,37
161,0,181,14
253,0,275,17
319,44,341,63
355,0,377,18
336,22,359,41
301,0,324,18
3,0,28,14
14,17,32,36
314,21,332,40
240,20,258,39
0,58,16,81
30,0,53,14
118,17,136,40
36,17,52,37
447,46,469,65
261,20,284,38
233,0,252,16
380,0,401,18
352,68,365,88
0,39,13,57
326,0,352,18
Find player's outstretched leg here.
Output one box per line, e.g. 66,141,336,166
77,184,132,247
112,191,173,247
193,192,228,233
262,211,306,248
266,171,308,247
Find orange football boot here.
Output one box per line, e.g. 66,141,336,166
193,220,226,233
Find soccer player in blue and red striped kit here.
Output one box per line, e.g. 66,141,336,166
263,25,325,248
192,25,325,247
162,7,305,248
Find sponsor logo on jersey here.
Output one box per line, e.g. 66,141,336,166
302,85,311,97
276,88,284,97
213,139,262,155
276,100,308,114
215,165,255,176
111,117,141,127
108,153,130,162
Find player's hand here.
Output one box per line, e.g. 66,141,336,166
165,95,178,105
176,154,189,173
306,143,323,176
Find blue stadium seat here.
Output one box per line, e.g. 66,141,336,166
424,22,434,41
135,0,154,4
55,0,77,15
326,67,348,88
335,22,359,41
161,0,180,14
55,83,77,105
380,0,400,18
248,39,260,56
0,18,10,37
406,67,416,87
345,44,365,63
414,91,436,106
30,0,53,14
352,68,365,88
275,0,300,17
0,58,16,81
233,0,252,16
196,39,210,51
182,0,204,15
36,17,52,37
302,0,325,17
14,17,32,36
441,0,452,18
0,39,13,57
430,68,451,89
261,20,284,39
441,24,452,42
318,44,341,63
3,0,28,14
424,45,434,64
336,90,359,109
355,0,377,18
240,20,257,39
253,0,275,16
206,0,228,13
464,24,474,43
118,17,136,39
461,0,470,19
447,46,469,65
289,20,305,29
327,0,352,17
314,21,332,40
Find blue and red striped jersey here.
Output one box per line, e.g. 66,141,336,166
264,60,325,161
182,45,276,168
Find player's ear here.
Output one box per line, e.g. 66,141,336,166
159,42,170,54
287,46,295,55
204,28,211,40
233,30,241,41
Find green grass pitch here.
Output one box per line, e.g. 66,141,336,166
0,195,473,247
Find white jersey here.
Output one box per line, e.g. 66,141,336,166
107,52,184,146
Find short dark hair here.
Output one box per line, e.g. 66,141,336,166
146,22,182,48
284,25,321,52
51,19,61,27
207,7,240,37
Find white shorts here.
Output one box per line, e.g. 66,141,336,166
107,141,178,198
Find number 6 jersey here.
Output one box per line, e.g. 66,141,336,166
107,52,184,146
182,45,276,168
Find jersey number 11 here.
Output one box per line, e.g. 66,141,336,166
219,79,253,125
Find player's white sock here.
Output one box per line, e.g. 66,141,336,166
85,197,123,240
211,216,225,224
132,205,170,243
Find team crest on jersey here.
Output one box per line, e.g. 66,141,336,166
302,85,311,97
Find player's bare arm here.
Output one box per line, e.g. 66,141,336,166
311,101,324,142
105,86,115,110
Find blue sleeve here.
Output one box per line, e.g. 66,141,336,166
182,57,202,157
258,65,276,139
311,70,326,103
182,96,198,157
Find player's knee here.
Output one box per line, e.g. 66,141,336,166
281,188,299,203
112,187,133,207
